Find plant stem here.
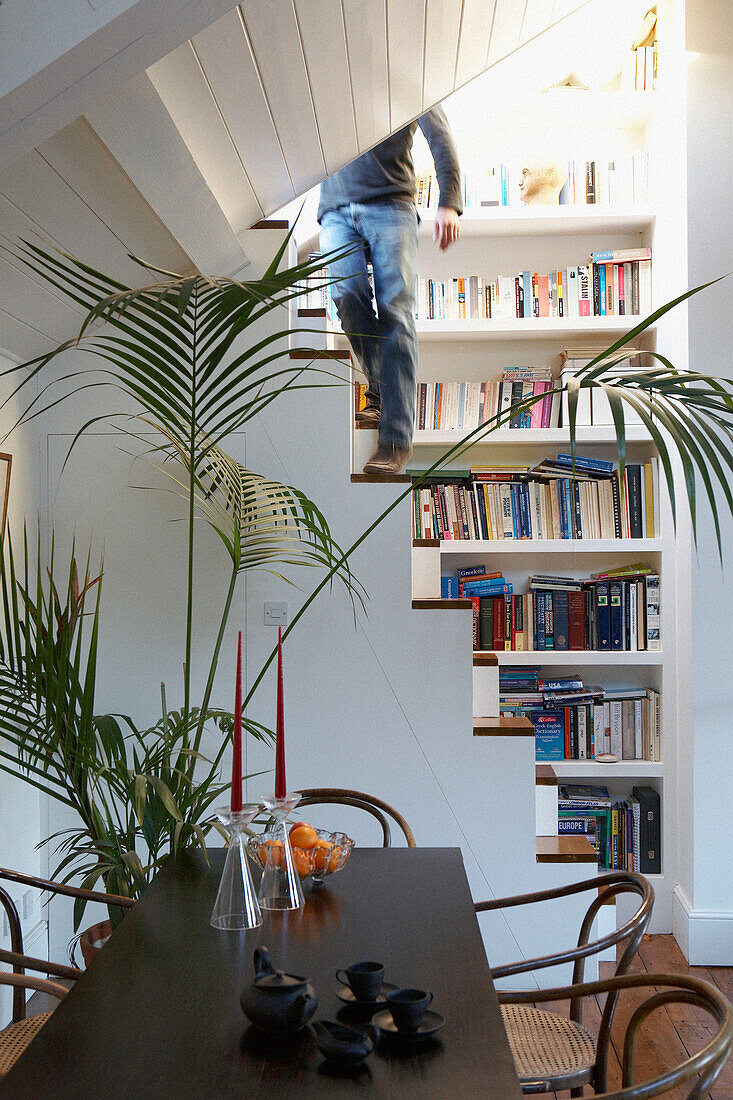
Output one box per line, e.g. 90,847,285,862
192,565,238,760
183,291,198,735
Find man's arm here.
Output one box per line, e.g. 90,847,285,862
418,106,462,251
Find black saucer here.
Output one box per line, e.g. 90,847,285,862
372,1008,445,1040
336,980,398,1007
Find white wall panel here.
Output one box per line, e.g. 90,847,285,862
519,0,556,46
293,0,359,175
1,148,167,286
86,71,250,275
148,43,263,234
486,0,523,67
38,117,192,273
454,0,497,89
342,0,391,150
239,0,326,193
0,309,54,361
0,257,82,341
386,0,426,129
423,0,463,105
192,9,294,214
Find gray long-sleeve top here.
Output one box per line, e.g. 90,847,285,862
317,106,462,222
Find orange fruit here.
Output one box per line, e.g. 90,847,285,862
328,845,343,872
289,823,319,850
313,838,334,871
264,839,285,869
292,848,312,878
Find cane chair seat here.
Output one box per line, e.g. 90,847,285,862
501,1003,596,1088
0,1012,52,1076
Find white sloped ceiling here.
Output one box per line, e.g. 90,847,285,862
1,0,590,359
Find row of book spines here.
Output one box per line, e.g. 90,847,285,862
559,791,660,873
415,262,651,321
415,379,557,432
468,582,660,653
558,802,641,871
503,693,660,761
417,469,655,542
415,153,650,208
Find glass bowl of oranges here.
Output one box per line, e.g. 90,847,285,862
247,821,354,886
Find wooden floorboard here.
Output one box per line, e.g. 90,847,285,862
550,935,733,1098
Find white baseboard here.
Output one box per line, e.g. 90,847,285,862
673,885,733,965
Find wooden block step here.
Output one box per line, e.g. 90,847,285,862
289,349,350,359
535,764,558,785
473,652,499,667
412,598,473,610
351,473,411,484
536,836,597,863
298,307,327,317
473,716,535,737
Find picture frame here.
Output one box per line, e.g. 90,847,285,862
0,452,12,539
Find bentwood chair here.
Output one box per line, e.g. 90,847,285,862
0,866,135,1076
296,787,416,847
475,870,653,1095
501,972,733,1098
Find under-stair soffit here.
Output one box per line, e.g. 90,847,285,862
0,0,253,173
0,115,192,362
146,0,592,228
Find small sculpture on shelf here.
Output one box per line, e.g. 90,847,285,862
518,154,567,205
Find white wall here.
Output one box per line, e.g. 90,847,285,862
0,353,44,1023
678,0,733,964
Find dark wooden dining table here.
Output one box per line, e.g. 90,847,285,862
1,846,522,1098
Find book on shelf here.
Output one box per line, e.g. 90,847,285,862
558,783,660,871
411,457,659,541
499,668,660,762
434,565,661,652
413,253,651,322
558,346,648,427
414,370,559,432
414,151,651,209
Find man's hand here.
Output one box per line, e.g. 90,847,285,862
433,207,460,251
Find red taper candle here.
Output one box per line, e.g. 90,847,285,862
274,627,286,799
230,632,243,812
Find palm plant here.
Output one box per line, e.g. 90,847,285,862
0,234,365,924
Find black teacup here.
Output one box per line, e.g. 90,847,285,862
335,961,385,1001
386,987,433,1032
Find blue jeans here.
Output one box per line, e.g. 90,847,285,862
320,201,418,451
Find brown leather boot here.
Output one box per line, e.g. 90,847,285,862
363,444,413,475
355,405,381,427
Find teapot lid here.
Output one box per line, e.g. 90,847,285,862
254,971,307,990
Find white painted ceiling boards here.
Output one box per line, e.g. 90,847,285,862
1,0,591,360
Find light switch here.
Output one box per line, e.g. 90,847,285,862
264,602,288,627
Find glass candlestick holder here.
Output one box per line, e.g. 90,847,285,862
257,794,305,911
210,805,263,930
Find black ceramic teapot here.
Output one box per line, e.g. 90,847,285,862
240,946,318,1032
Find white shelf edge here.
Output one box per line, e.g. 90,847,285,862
494,650,663,665
417,206,656,238
411,426,653,445
415,318,656,342
551,760,664,777
437,539,662,554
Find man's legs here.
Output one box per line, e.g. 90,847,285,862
354,201,418,458
319,207,381,411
